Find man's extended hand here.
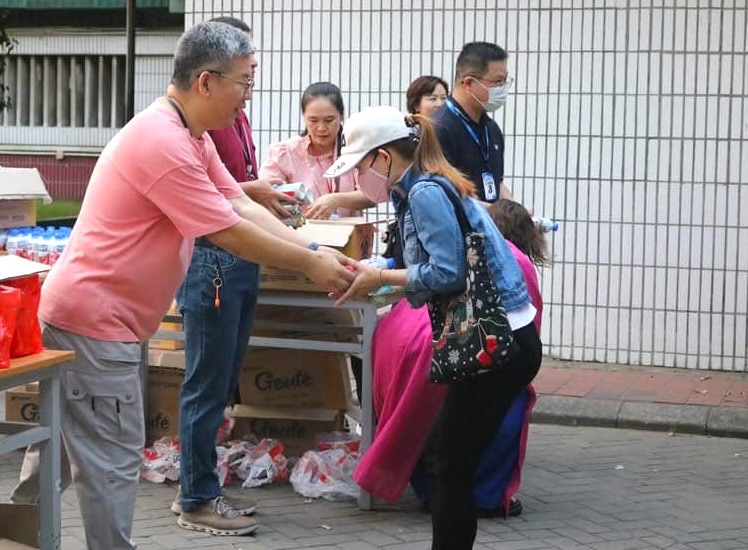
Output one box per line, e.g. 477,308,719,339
302,252,357,294
334,262,381,305
243,178,299,219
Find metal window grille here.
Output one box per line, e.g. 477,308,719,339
1,54,126,128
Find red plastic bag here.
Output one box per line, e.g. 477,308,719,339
4,274,43,358
0,285,22,369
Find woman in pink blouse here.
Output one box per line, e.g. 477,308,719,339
258,82,375,219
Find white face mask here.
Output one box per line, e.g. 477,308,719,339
357,167,390,204
472,79,509,112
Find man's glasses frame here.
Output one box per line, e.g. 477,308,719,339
207,70,254,94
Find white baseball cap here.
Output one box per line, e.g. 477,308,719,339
324,106,415,178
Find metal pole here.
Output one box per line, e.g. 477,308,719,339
125,0,136,122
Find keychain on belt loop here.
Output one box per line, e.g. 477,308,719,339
213,269,223,309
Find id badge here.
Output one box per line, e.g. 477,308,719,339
481,171,497,201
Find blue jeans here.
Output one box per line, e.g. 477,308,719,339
175,245,259,511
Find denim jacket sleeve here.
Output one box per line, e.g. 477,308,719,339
404,181,467,308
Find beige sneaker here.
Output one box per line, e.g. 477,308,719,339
171,488,258,516
178,496,258,536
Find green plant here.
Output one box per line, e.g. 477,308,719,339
0,10,18,112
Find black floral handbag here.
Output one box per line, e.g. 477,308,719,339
426,180,518,383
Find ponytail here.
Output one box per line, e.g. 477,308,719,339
386,114,475,197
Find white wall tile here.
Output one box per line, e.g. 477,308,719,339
162,2,748,371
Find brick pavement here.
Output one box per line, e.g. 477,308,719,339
532,362,748,438
1,362,747,548
535,361,748,408
2,424,748,549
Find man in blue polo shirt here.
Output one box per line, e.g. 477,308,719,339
433,42,514,203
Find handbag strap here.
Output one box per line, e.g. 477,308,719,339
413,174,474,237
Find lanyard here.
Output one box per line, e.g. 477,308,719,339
445,98,491,165
233,124,256,180
167,97,189,129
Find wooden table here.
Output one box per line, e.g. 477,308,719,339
0,350,75,550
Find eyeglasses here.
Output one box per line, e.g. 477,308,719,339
468,75,514,88
207,70,254,95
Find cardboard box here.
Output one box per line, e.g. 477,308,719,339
238,348,350,410
252,304,360,343
0,167,52,229
4,385,39,423
231,404,343,458
260,217,375,292
146,349,185,444
0,503,38,549
149,302,183,350
0,255,51,282
150,321,184,350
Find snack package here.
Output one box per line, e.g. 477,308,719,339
276,182,315,228
4,274,43,358
0,285,21,369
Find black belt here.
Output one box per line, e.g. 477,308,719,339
194,236,220,249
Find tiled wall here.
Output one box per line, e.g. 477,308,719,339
185,1,746,371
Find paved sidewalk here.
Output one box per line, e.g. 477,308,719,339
1,361,747,548
2,424,747,549
532,361,748,438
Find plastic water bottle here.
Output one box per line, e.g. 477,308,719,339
8,227,21,257
17,227,32,259
38,227,54,264
4,228,19,255
360,255,397,270
5,227,21,255
360,255,397,300
532,216,559,232
49,229,67,266
30,227,45,263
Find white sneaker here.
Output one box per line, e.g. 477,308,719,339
177,496,258,536
171,487,258,516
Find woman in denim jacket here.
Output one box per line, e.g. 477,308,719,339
328,106,542,550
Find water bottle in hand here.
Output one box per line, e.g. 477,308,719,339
360,255,397,299
532,216,559,232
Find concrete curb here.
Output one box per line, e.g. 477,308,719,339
531,395,748,439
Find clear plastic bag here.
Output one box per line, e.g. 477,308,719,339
229,438,289,488
315,432,361,454
290,448,360,501
141,437,180,483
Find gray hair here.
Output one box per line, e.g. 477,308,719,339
171,21,254,91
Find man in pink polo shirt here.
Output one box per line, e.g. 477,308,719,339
10,21,354,549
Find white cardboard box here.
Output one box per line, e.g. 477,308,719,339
0,167,52,229
0,255,51,282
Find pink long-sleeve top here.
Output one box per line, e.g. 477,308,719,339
258,134,360,216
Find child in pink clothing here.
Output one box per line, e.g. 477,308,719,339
355,198,551,516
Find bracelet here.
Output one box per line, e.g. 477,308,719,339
307,241,319,251
378,269,384,286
